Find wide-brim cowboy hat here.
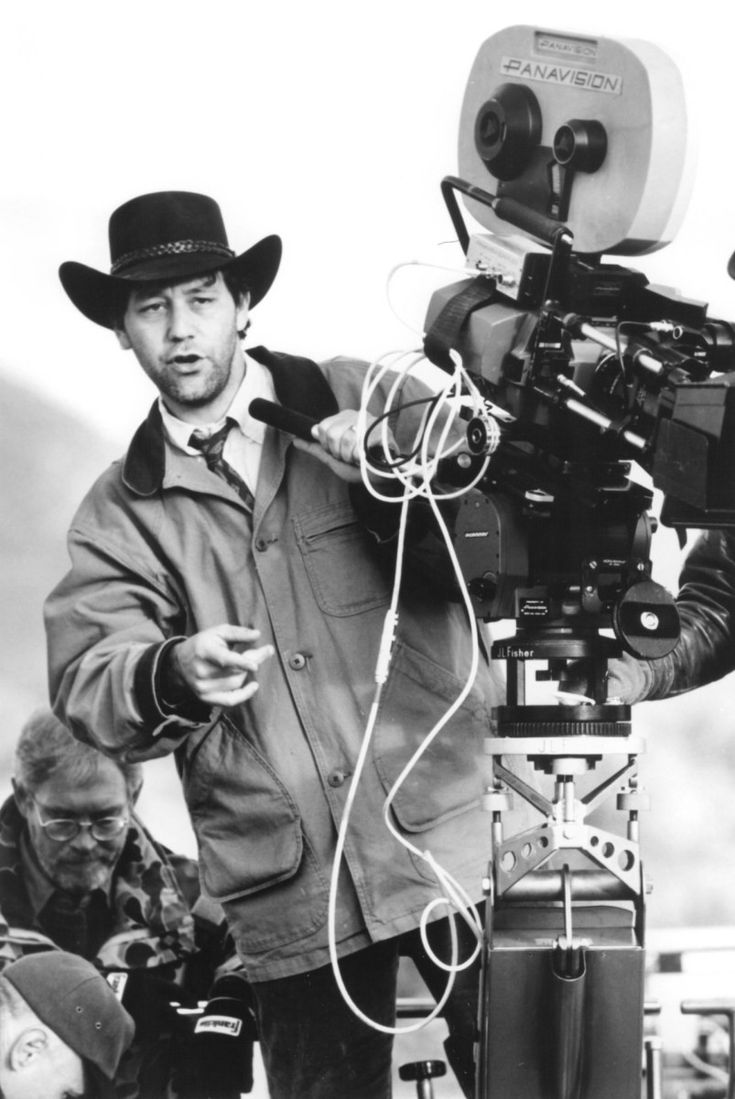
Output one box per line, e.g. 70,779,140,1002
59,190,282,329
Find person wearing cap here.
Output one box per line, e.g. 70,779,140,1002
601,528,735,703
44,191,532,1098
0,708,253,1097
0,950,134,1099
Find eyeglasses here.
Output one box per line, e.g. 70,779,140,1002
33,800,129,843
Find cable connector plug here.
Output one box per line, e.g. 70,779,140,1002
375,611,399,684
648,321,684,337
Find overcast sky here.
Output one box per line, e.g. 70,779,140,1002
2,0,735,448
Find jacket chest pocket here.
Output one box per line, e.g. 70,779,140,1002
294,502,390,616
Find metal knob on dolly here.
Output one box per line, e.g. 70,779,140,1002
399,1058,447,1099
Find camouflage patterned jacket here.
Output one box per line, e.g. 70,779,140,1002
0,795,221,986
0,796,250,1096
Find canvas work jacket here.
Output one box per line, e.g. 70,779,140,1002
641,528,735,699
45,349,531,981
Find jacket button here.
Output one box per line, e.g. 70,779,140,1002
289,653,307,670
255,537,268,552
328,770,347,787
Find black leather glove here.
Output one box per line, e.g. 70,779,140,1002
172,973,257,1098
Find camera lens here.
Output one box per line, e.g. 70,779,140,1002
474,83,542,180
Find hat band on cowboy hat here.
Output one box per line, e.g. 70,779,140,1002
111,238,235,275
59,190,282,330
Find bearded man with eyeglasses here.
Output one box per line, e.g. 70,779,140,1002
0,708,255,1097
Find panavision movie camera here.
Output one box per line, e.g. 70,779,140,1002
419,27,735,1099
427,25,735,620
423,22,735,698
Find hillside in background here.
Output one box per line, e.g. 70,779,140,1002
0,368,733,923
0,371,193,851
0,372,115,741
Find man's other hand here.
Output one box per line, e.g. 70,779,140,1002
171,625,274,707
604,653,653,705
558,652,653,705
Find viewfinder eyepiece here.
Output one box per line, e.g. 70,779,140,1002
552,119,608,173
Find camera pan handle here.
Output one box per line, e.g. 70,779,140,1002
441,175,573,253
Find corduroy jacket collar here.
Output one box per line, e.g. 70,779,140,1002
122,346,339,496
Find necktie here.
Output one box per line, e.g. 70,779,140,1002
189,420,254,511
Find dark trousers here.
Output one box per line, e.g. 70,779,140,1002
250,910,482,1099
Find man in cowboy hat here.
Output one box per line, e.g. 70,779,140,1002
45,190,531,1098
0,950,134,1099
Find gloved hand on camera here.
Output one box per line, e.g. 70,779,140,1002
171,971,257,1099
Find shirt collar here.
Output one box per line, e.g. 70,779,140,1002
122,347,340,498
159,352,276,454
